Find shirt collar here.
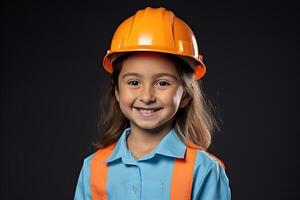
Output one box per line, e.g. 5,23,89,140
104,127,187,164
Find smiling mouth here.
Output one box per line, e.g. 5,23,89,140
134,107,163,113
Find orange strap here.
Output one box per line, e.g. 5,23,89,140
90,143,115,200
187,141,226,170
170,141,226,200
90,141,225,200
170,144,198,200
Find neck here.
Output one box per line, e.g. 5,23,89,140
126,121,173,159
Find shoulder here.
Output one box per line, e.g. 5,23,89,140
190,149,231,199
80,153,95,170
186,142,229,182
187,141,226,170
194,149,226,171
82,143,117,167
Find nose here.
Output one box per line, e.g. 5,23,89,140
139,85,156,104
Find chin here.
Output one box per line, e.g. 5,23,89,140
136,123,161,130
133,120,172,132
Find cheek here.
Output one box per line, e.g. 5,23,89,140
160,88,183,108
118,88,136,108
118,94,132,117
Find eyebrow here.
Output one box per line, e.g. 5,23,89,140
121,72,178,80
121,72,142,79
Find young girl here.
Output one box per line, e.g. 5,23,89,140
74,7,231,200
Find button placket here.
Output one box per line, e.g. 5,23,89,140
132,185,139,193
125,165,141,199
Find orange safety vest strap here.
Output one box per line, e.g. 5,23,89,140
90,141,225,200
170,145,198,200
171,141,226,200
90,143,116,200
187,141,226,170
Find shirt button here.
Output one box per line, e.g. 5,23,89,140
132,186,138,193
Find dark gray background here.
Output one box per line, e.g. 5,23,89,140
1,0,298,199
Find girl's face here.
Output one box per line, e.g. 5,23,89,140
115,52,190,132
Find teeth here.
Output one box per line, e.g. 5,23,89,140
139,109,155,113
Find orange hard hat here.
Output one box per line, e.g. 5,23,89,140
102,7,206,80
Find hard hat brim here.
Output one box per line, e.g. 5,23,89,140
102,49,206,80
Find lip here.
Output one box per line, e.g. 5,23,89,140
134,107,163,118
134,107,163,111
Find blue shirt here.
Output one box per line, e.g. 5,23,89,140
74,128,231,200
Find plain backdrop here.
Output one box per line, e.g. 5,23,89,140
1,0,298,199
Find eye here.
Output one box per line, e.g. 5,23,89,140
155,80,170,87
128,80,140,86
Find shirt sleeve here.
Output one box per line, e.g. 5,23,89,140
192,153,231,200
74,157,93,200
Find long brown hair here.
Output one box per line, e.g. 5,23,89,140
96,52,219,150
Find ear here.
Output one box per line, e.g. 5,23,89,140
115,87,120,103
179,95,191,108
